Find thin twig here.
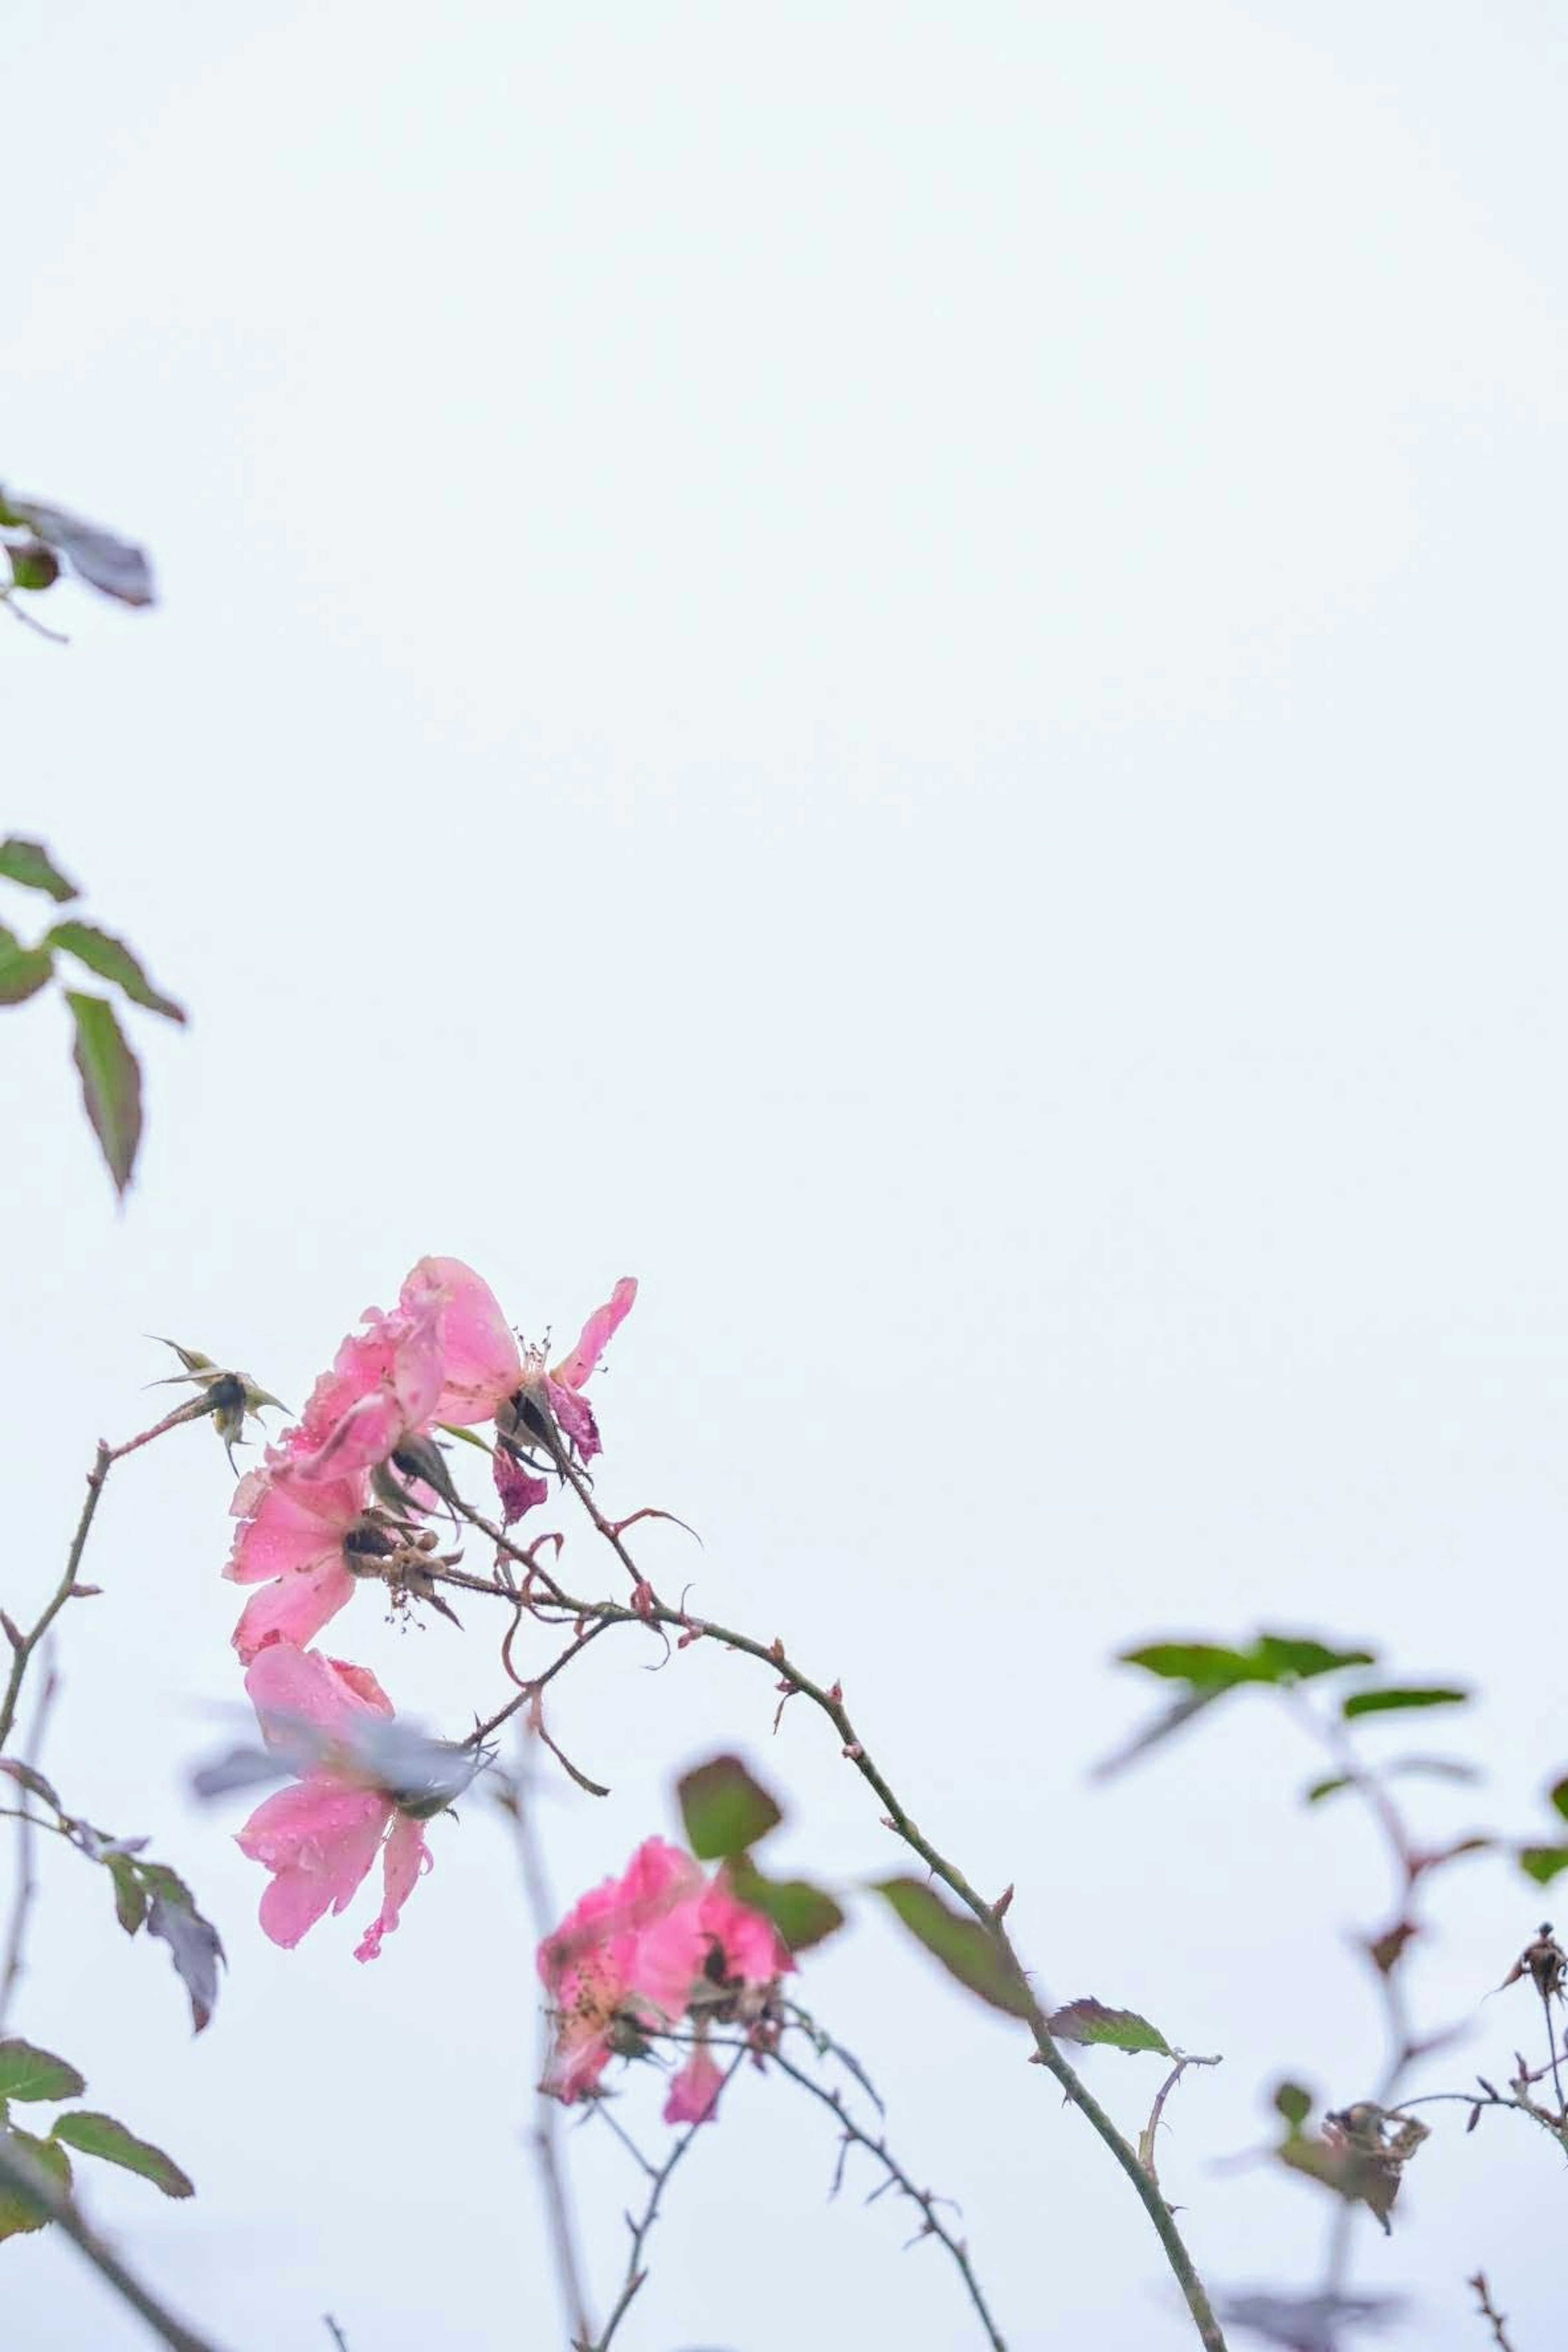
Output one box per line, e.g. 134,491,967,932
1468,2270,1518,2350
588,2048,748,2352
0,1665,60,2029
0,1445,111,1751
0,2133,227,2352
503,1734,595,2352
1139,2053,1224,2192
323,2321,350,2350
725,2028,1009,2350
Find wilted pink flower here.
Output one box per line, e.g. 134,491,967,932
541,1276,638,1464
537,1836,705,2102
236,1643,432,1962
663,2047,726,2126
539,1837,793,2112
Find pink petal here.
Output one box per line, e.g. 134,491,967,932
244,1642,394,1743
288,1285,447,1483
700,1878,795,1987
411,1256,524,1426
225,1462,362,1586
354,1813,431,1962
539,1838,702,1990
544,1377,601,1461
662,2050,725,2126
631,1899,707,2022
232,1558,357,1664
551,1278,637,1392
494,1452,549,1525
238,1782,390,1949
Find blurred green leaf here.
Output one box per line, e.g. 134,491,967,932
46,922,184,1024
1550,1778,1568,1822
7,542,59,592
1519,1845,1568,1887
1121,1635,1374,1690
49,2112,192,2199
0,837,78,902
1044,1999,1172,2056
1343,1688,1468,1720
0,1760,61,1812
107,1853,147,1936
0,929,53,1006
0,2129,71,2240
873,1878,1033,2018
0,2044,85,2105
1304,1756,1479,1807
1274,2081,1313,2129
66,990,142,1196
726,1862,844,1953
677,1755,783,1862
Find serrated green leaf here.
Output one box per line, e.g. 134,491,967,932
726,1862,844,1954
0,929,53,1006
0,837,78,902
1343,1687,1468,1720
49,2111,192,2199
46,922,185,1024
65,990,143,1196
107,1853,147,1936
1120,1635,1374,1690
0,2129,71,2239
0,2042,86,2104
1274,2080,1313,2128
1519,1845,1568,1887
1044,1999,1173,2056
873,1878,1033,2019
677,1755,783,1861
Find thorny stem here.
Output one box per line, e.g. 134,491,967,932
691,2026,1009,2350
0,2132,227,2352
1468,2270,1518,2351
1140,2053,1225,2193
587,2048,749,2352
450,1484,1229,2351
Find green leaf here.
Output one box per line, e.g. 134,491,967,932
107,1853,147,1936
0,837,78,903
0,2129,71,2240
726,1862,844,1953
1120,1635,1375,1690
1343,1687,1469,1720
1274,2081,1313,2129
139,1866,224,2031
0,1760,61,1813
873,1878,1034,2019
1093,1685,1230,1777
1519,1845,1568,1887
66,990,143,1197
0,929,53,1006
46,922,185,1024
49,2111,192,2199
0,2042,86,2104
1550,1777,1568,1822
1304,1756,1479,1807
1044,1999,1173,2056
677,1755,784,1861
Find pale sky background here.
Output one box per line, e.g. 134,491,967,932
6,4,1568,2348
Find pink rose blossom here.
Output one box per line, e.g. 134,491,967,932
285,1267,448,1485
236,1643,432,1962
537,1836,705,2102
539,1836,793,2113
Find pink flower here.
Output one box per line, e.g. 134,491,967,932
537,1836,705,2102
285,1267,448,1485
538,1837,794,2112
224,1449,367,1663
236,1644,432,1962
663,2047,725,2126
412,1256,525,1426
